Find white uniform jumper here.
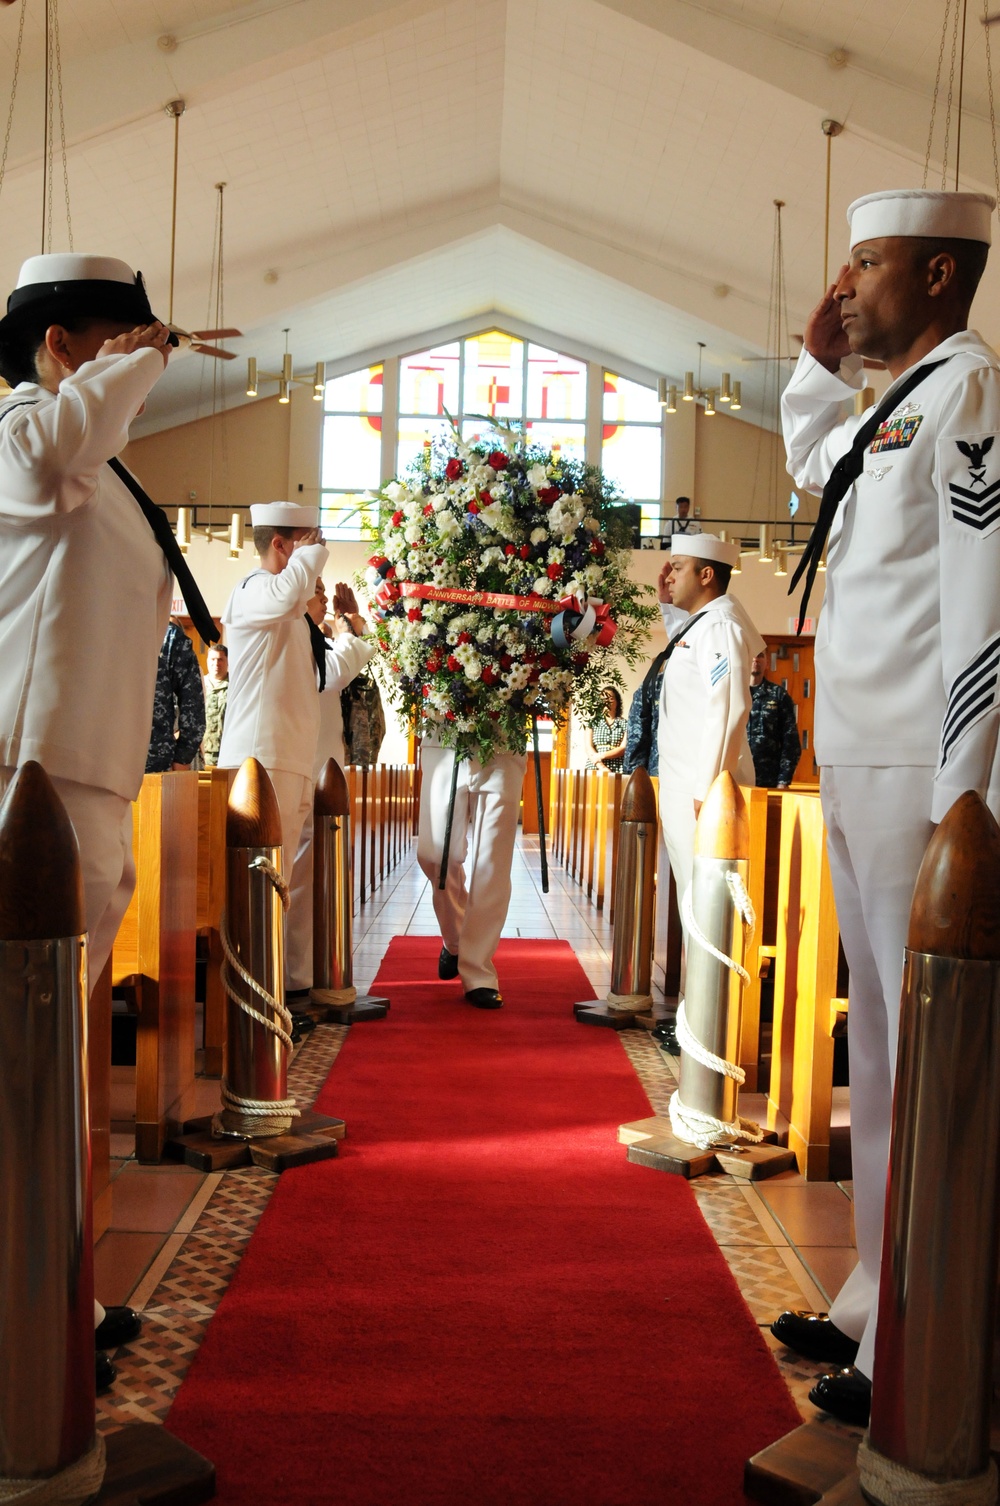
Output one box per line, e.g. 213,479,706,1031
417,739,527,996
285,631,374,993
0,349,171,984
782,330,1000,1379
217,542,329,885
657,594,763,907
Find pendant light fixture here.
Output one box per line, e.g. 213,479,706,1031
247,329,325,403
664,343,733,416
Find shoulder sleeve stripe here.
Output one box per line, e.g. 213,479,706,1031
0,399,40,426
940,630,1000,767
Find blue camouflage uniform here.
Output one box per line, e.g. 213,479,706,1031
145,620,206,772
747,676,801,786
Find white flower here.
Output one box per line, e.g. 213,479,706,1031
532,577,553,596
404,523,422,545
530,527,547,545
385,481,406,503
394,562,409,581
506,662,531,691
527,463,548,489
547,546,565,565
436,511,460,543
583,515,601,533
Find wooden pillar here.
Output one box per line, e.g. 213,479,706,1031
90,956,113,1241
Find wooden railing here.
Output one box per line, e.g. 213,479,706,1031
345,763,419,905
549,769,844,1180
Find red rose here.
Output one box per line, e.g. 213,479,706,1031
504,544,515,556
479,490,492,505
525,649,538,664
447,655,461,672
540,652,557,670
422,685,431,697
391,661,400,673
423,502,434,516
529,667,541,682
500,654,513,670
547,563,563,580
468,500,480,514
538,486,561,504
572,652,590,668
487,450,509,470
445,710,456,720
482,666,497,685
391,510,403,526
407,607,422,622
457,632,471,645
519,545,531,560
591,539,606,556
445,458,464,480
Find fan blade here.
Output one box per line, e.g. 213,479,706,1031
191,343,238,361
190,327,243,340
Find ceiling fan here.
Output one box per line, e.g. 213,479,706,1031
163,100,242,360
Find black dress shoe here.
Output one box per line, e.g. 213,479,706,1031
465,988,503,1009
651,1019,680,1055
808,1366,871,1426
770,1310,859,1366
96,1351,117,1395
95,1304,142,1350
438,946,460,980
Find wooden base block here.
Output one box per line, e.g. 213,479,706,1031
618,1115,784,1181
716,1143,798,1181
95,1422,215,1504
317,993,390,1025
573,1001,644,1030
745,1421,863,1505
165,1109,344,1172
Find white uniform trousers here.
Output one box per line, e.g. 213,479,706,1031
416,745,526,994
266,770,314,988
820,764,934,1380
285,807,317,992
659,782,697,1000
0,766,133,997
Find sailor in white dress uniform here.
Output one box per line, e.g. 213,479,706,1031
657,533,763,911
776,187,1000,1421
217,501,329,887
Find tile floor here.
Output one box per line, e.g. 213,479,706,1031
96,832,862,1448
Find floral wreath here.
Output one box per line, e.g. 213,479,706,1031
363,422,656,767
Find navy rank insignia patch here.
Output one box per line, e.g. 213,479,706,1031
870,412,923,453
949,436,1000,533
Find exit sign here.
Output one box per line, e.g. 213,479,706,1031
789,616,815,635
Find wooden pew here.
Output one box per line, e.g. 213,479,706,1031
112,772,200,1163
196,767,233,1077
766,789,847,1180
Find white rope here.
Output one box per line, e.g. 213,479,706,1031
310,985,358,1007
669,871,764,1151
0,1435,106,1503
214,855,300,1140
607,989,653,1012
857,1438,998,1506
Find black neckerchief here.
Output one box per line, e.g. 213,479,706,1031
306,615,328,691
789,357,949,631
107,457,219,644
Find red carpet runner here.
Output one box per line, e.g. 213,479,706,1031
168,937,798,1504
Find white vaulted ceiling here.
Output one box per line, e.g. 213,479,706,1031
0,0,997,434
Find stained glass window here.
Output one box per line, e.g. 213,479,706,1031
396,331,588,475
320,363,383,539
602,372,663,534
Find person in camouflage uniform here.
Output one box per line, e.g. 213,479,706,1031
201,643,229,767
747,650,801,787
145,618,206,772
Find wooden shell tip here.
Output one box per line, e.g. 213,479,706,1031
694,772,749,860
620,766,657,824
0,762,84,940
315,758,350,818
227,758,283,848
907,790,1000,959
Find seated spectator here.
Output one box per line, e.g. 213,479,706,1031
202,643,229,768
748,650,801,787
587,686,627,772
145,617,206,772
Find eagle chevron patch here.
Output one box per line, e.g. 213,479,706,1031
948,436,1000,536
709,657,730,687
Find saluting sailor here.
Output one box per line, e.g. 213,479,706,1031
773,188,1000,1426
657,533,763,910
0,251,218,1387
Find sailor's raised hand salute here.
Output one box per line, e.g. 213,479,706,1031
804,265,851,372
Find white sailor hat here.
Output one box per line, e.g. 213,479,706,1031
670,532,739,567
848,190,995,249
0,252,176,342
249,500,321,528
